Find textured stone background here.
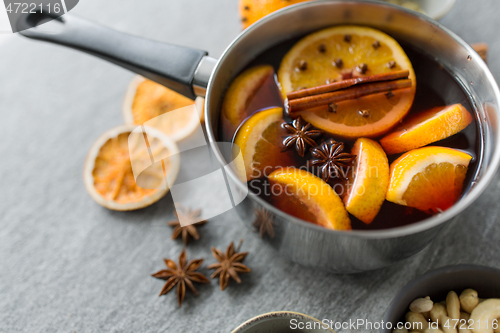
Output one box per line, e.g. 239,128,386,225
1,0,499,332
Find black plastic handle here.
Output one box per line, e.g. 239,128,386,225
20,13,208,99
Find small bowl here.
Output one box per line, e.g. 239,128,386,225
420,0,457,20
232,311,335,333
382,264,500,333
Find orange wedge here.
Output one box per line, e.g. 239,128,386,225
380,103,473,155
386,146,472,214
239,0,312,29
268,167,351,230
83,125,180,211
122,76,203,141
221,65,276,139
278,25,416,139
233,107,296,182
344,138,389,224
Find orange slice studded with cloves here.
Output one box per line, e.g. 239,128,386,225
278,25,416,139
239,0,312,29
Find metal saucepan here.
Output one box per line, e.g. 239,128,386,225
20,0,500,273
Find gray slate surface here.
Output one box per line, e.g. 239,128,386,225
1,0,500,332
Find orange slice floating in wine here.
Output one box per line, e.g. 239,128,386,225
239,0,312,29
386,146,472,214
221,65,276,139
278,25,416,139
233,107,296,182
83,125,180,211
344,138,389,224
380,103,473,155
268,167,351,230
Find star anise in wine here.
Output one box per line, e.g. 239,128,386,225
167,206,207,245
282,116,323,157
310,140,356,181
207,242,251,291
151,249,210,307
253,207,274,239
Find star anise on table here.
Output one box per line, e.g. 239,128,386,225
207,241,251,291
281,116,323,157
253,207,275,239
310,139,356,182
167,206,207,245
151,249,210,307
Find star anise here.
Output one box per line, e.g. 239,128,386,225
207,242,251,291
282,116,323,157
151,249,210,307
310,140,356,181
167,206,207,245
253,207,274,239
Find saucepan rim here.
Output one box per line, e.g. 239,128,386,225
204,0,500,239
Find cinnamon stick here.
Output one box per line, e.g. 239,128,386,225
288,79,412,113
287,70,410,100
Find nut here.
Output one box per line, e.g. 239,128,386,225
447,291,461,320
470,299,500,333
458,312,471,333
406,312,431,331
440,314,458,333
431,303,448,323
460,289,479,313
411,298,435,313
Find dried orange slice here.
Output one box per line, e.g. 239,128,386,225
221,65,276,139
380,103,473,155
239,0,312,29
386,146,472,214
123,76,203,141
233,107,296,182
83,125,180,211
344,138,389,224
278,25,416,139
268,167,351,230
